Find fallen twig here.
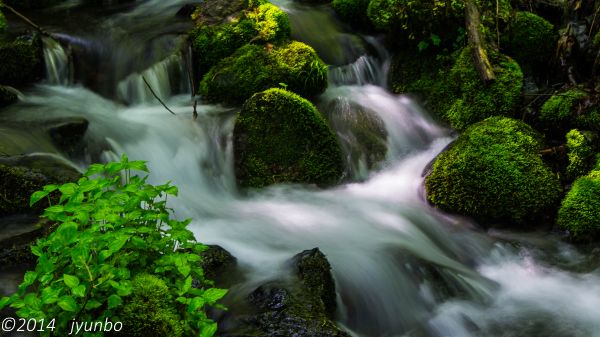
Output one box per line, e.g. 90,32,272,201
142,76,176,116
1,3,53,37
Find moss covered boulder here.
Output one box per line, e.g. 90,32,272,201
537,88,600,134
558,167,600,242
503,11,555,70
118,274,184,336
190,2,290,75
565,129,596,180
234,88,343,188
442,48,523,130
0,35,44,87
425,117,561,225
200,41,328,104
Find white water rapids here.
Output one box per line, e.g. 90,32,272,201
2,1,600,336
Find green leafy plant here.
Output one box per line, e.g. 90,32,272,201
0,155,226,336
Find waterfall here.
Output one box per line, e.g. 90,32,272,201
116,53,190,105
3,1,600,337
43,37,72,86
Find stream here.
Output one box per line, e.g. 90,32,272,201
2,1,600,336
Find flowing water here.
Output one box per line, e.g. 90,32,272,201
2,1,600,337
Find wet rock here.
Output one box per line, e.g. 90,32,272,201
0,215,48,266
192,0,246,26
219,248,350,337
44,117,89,156
200,244,237,282
0,154,81,216
0,86,18,108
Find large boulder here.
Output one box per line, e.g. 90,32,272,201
199,41,328,104
425,117,561,225
557,166,600,242
220,248,350,337
502,11,555,71
233,88,343,188
332,0,371,28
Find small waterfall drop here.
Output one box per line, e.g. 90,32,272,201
42,37,72,85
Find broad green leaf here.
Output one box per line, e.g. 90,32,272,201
30,191,49,206
57,296,78,312
85,299,102,310
22,271,38,287
188,297,205,312
72,284,86,298
200,322,217,337
63,274,79,288
203,288,227,304
107,294,122,309
108,235,130,253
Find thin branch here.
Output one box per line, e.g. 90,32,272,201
142,76,176,116
1,3,53,37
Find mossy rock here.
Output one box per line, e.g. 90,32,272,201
117,274,184,337
190,3,290,75
442,48,523,130
332,0,371,28
234,88,343,188
425,117,561,225
0,35,44,87
200,41,328,104
538,88,593,134
0,155,81,216
557,168,600,242
503,11,555,70
0,86,17,107
565,129,596,180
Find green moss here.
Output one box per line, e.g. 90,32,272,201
539,88,587,124
0,165,46,216
118,274,184,337
425,116,561,224
442,48,523,130
332,0,371,27
565,129,596,180
594,30,600,47
234,88,343,188
558,169,600,242
503,11,555,68
190,3,290,75
200,41,328,104
0,36,43,87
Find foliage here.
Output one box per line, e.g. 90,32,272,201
234,88,344,188
425,117,561,224
565,129,596,180
558,168,600,242
199,41,328,104
331,0,371,28
502,11,555,69
366,0,464,46
0,155,226,336
190,3,290,75
443,47,523,130
117,274,184,336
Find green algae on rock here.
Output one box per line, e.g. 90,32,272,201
200,41,328,104
234,88,343,188
425,117,561,225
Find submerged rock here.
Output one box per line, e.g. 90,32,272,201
233,88,343,188
200,245,238,282
425,117,561,225
219,248,350,337
0,215,48,266
45,117,89,157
